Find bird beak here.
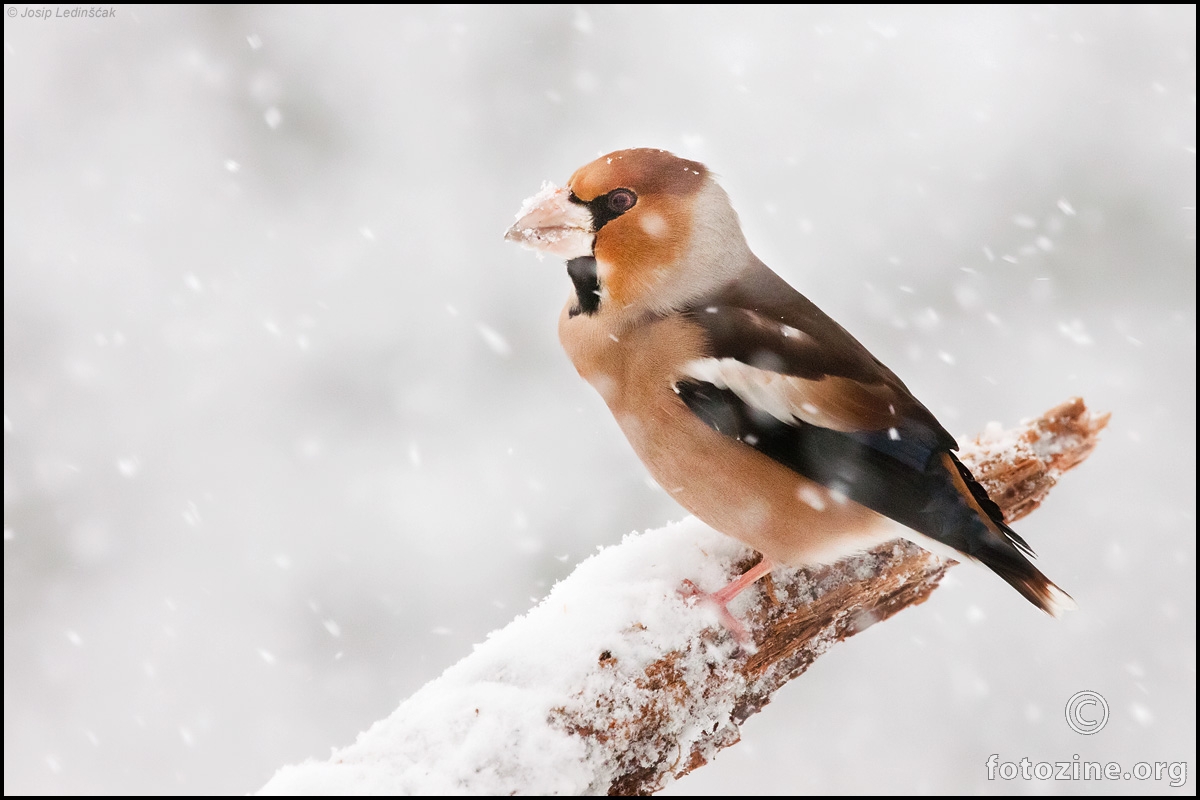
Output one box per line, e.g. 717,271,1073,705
504,182,595,260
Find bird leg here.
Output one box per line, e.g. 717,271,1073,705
679,556,775,644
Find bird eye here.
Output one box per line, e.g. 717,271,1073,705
607,189,636,214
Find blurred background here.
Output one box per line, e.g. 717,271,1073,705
3,5,1194,795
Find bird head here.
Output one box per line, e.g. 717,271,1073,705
505,148,752,318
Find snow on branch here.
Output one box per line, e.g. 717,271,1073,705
259,398,1109,796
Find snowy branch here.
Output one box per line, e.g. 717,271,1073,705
259,398,1109,796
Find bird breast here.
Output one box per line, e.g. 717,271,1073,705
558,309,895,566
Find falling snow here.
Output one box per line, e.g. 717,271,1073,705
476,323,512,356
3,5,1193,798
1058,319,1095,346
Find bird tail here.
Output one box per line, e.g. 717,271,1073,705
971,537,1078,617
937,452,1077,617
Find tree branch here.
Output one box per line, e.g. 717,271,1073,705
259,398,1109,796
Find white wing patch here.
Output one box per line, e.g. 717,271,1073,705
681,357,869,433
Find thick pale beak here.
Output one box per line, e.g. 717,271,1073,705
504,182,595,260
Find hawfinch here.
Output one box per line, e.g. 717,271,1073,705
505,148,1074,623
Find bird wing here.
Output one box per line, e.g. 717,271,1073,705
675,259,1033,557
681,259,957,465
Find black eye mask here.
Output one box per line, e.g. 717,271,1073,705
569,188,638,232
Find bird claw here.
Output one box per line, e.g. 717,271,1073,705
677,580,754,648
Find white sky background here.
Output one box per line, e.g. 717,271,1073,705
3,4,1194,795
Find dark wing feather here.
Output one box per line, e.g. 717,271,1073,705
675,380,982,548
676,381,1064,608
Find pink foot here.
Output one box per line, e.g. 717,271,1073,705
679,579,753,644
678,557,775,646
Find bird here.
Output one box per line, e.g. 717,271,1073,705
504,148,1074,632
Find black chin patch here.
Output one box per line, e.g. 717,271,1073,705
566,256,600,317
